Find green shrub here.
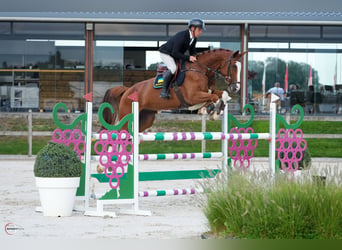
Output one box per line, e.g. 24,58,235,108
34,142,82,177
201,169,342,239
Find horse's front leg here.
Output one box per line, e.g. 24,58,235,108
204,90,231,119
212,90,231,104
186,91,220,107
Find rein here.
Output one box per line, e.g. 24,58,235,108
187,53,234,82
172,51,237,110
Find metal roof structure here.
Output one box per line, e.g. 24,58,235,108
1,11,342,25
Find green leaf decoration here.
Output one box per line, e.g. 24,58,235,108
52,102,87,134
98,102,134,135
228,104,255,131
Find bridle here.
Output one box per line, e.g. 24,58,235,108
187,53,238,84
216,55,235,83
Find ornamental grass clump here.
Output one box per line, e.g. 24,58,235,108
201,168,342,239
34,142,82,178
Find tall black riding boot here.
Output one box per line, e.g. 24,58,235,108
160,70,173,99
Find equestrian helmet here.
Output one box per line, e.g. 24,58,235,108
188,18,206,30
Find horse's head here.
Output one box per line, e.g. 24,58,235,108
218,50,247,94
192,49,247,94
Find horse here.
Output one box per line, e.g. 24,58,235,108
101,49,247,132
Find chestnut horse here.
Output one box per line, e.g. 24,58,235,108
102,49,246,132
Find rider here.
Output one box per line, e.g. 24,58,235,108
158,18,205,99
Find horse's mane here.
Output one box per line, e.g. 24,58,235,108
196,48,233,58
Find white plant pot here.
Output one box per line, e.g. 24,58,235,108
35,177,80,217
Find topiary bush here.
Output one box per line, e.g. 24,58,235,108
34,142,82,177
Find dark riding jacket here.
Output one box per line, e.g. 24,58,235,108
159,29,197,62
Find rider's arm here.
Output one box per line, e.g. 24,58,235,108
189,39,197,56
170,30,193,62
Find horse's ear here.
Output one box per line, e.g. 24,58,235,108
240,50,248,57
232,50,247,60
232,50,240,58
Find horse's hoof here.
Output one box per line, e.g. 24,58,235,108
218,100,225,114
209,112,219,121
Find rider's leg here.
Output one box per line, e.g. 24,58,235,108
160,70,173,99
160,53,177,99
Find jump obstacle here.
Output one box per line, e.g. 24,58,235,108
51,93,306,217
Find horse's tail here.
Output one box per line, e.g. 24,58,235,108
100,86,129,130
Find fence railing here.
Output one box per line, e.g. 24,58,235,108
1,109,342,157
0,110,52,156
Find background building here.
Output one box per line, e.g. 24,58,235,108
1,0,342,114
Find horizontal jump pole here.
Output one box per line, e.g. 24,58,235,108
91,152,223,162
139,152,223,161
138,188,203,197
91,169,220,182
92,132,122,140
92,132,270,142
91,187,204,199
139,132,270,142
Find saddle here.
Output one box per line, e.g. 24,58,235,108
153,61,186,89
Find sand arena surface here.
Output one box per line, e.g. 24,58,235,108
0,157,217,239
1,156,340,239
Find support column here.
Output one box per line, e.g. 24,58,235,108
84,23,94,210
84,101,93,210
240,23,249,114
85,23,94,96
222,103,228,170
269,94,278,183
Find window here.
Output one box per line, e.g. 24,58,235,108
168,24,240,41
95,23,167,38
249,25,321,41
323,26,342,39
13,22,84,37
0,22,11,35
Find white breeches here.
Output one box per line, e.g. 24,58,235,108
160,52,177,74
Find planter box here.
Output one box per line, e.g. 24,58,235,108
36,177,80,216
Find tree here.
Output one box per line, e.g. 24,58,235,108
287,61,319,90
248,57,319,93
248,60,264,92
